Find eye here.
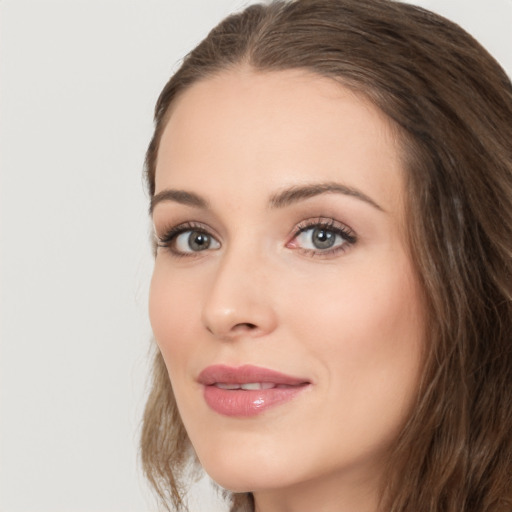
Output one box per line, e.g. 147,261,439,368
289,219,356,256
156,223,221,256
174,230,220,253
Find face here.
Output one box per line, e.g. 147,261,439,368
149,69,424,508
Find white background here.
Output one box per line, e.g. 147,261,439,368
1,1,510,511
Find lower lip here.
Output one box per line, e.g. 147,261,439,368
203,385,309,417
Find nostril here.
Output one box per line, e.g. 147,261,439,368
235,322,257,330
205,322,258,337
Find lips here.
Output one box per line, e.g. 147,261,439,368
198,364,310,417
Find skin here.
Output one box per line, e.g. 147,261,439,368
149,68,425,512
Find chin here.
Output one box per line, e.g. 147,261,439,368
197,446,299,493
205,471,290,494
206,472,256,494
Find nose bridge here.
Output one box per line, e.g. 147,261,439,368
201,236,277,339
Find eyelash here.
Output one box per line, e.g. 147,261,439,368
155,218,357,258
156,222,212,256
291,218,357,257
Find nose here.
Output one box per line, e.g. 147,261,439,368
201,247,278,340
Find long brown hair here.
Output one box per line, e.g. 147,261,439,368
141,1,512,510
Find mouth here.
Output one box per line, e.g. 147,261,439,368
198,364,311,417
213,382,300,390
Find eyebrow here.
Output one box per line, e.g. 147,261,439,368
150,189,209,214
269,182,384,211
150,181,384,215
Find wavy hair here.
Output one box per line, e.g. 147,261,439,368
141,1,512,510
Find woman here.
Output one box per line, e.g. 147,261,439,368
141,1,512,511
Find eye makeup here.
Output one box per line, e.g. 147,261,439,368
155,215,357,260
287,217,357,258
155,221,219,257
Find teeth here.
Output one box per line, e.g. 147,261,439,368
215,383,241,390
241,383,266,390
240,382,277,390
215,382,276,390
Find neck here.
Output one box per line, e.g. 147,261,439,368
252,466,382,512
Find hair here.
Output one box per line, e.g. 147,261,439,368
140,1,512,511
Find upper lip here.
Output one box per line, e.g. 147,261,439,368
198,364,309,386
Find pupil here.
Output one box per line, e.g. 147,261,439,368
189,231,210,251
313,228,335,249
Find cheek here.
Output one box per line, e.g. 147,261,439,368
281,257,424,469
148,262,200,371
287,254,424,403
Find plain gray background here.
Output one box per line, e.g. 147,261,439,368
1,1,511,511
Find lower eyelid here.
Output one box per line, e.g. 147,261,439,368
159,228,222,256
286,220,357,257
295,245,350,258
299,238,350,253
156,219,355,258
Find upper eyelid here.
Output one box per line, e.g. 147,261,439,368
155,217,357,246
288,221,356,259
155,223,221,256
155,221,217,239
292,217,356,236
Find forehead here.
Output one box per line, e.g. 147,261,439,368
154,68,404,214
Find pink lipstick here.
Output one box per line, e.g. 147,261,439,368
198,364,310,417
